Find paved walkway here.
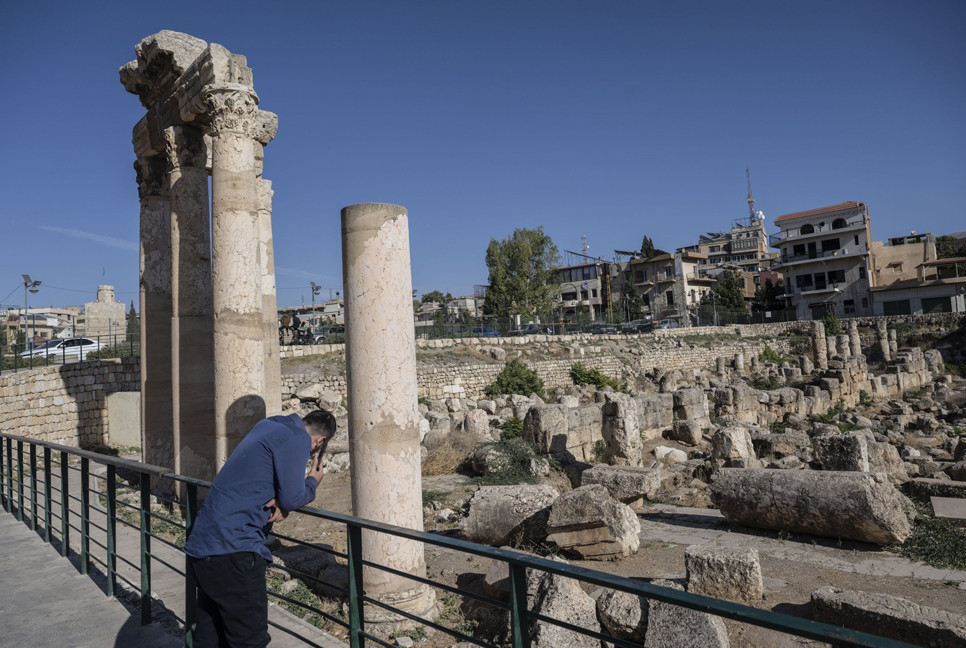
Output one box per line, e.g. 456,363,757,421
0,459,347,648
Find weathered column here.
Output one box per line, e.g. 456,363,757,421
848,320,862,358
836,335,851,359
734,352,745,374
136,156,174,477
811,321,827,369
341,203,437,628
888,329,898,359
206,84,266,467
256,136,282,414
165,125,216,481
826,336,837,361
716,357,726,375
876,320,891,361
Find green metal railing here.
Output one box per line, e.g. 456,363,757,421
0,431,924,648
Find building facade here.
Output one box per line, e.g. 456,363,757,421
770,201,875,320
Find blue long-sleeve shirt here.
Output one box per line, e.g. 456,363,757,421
184,414,319,562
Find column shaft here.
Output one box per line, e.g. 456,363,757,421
258,177,282,414
207,85,266,467
342,203,436,626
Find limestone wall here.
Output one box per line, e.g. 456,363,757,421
0,359,140,447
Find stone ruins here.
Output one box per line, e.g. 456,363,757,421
121,31,282,481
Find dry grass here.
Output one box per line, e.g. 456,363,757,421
422,432,481,476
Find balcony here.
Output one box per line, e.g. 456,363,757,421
769,216,868,247
774,246,867,268
686,272,716,282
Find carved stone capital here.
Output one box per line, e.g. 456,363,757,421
204,84,258,137
163,125,207,172
135,156,167,199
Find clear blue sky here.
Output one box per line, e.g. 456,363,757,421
2,0,964,311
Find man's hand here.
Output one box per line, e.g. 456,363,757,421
308,453,325,484
264,498,287,524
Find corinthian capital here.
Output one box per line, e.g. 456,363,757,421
134,155,167,199
204,83,259,137
163,125,208,172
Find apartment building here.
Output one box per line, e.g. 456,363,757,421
556,261,612,322
679,213,777,273
770,201,874,319
618,251,714,323
868,234,965,315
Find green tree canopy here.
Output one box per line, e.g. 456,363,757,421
751,278,784,313
126,300,139,337
614,277,644,323
936,235,966,259
482,227,560,320
702,270,747,313
640,235,655,258
420,290,452,305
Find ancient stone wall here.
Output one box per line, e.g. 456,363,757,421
0,359,140,447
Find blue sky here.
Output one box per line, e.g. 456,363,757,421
2,0,964,311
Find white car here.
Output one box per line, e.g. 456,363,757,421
19,337,108,359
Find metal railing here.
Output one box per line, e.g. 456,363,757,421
0,333,140,374
0,431,922,648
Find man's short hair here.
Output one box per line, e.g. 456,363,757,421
302,409,336,439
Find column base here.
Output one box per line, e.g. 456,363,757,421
358,584,439,637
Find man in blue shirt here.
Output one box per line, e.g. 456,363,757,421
184,409,335,648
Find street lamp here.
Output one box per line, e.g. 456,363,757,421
310,282,321,320
22,274,41,351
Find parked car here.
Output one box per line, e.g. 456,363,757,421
19,337,108,359
653,319,680,330
590,323,618,334
508,323,553,336
620,319,654,334
470,326,499,337
312,323,345,343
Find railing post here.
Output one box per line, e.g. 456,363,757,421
509,562,531,648
16,440,24,522
346,523,365,648
29,443,38,531
43,447,52,543
139,472,152,626
0,436,7,513
184,482,198,648
80,456,90,575
60,450,69,557
106,464,117,597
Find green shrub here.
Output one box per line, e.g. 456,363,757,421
751,375,783,390
474,438,544,486
500,416,524,440
570,362,621,390
858,390,874,407
900,503,966,570
808,399,847,424
822,313,841,336
484,360,545,398
768,421,787,434
759,344,783,365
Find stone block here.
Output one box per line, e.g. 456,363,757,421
601,392,643,466
710,425,758,468
461,484,559,547
671,420,704,446
813,431,870,472
685,545,762,603
106,391,141,448
931,496,966,528
546,485,640,560
811,587,966,648
597,588,648,644
644,579,729,648
580,464,663,507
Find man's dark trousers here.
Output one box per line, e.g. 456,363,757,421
188,552,270,648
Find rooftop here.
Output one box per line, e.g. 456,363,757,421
774,201,865,224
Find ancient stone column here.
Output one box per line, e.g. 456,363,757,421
164,125,216,481
877,320,891,361
826,336,837,361
848,320,862,358
206,84,266,467
811,321,827,369
750,353,760,372
257,166,282,415
341,203,437,627
889,329,898,359
837,335,851,359
136,156,174,478
716,357,726,375
734,352,745,374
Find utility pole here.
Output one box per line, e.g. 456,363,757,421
22,274,41,351
310,281,321,321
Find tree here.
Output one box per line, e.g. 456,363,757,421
420,290,451,305
431,307,447,338
702,270,747,314
482,227,560,321
640,236,655,258
751,279,784,313
936,235,966,259
126,301,139,338
614,278,644,323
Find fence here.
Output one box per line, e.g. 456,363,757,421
0,431,921,648
0,333,140,374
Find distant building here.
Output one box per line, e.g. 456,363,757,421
868,234,963,315
679,212,777,274
618,251,715,324
556,261,613,323
83,285,127,342
770,201,874,319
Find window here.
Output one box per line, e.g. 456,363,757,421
664,267,673,279
854,235,859,246
922,297,952,314
827,269,846,284
591,289,598,298
859,266,866,279
861,298,869,308
665,290,675,306
883,300,911,315
795,275,813,289
800,224,815,235
832,218,848,229
793,244,806,257
821,238,841,253
814,274,827,290
843,299,855,314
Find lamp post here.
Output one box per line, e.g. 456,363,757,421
310,281,321,321
22,274,41,351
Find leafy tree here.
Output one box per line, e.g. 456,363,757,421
482,227,560,321
823,312,841,335
126,301,139,338
936,235,966,259
484,359,545,398
751,279,784,313
0,319,7,346
640,235,655,258
615,277,644,323
15,329,25,347
701,270,747,313
420,290,451,305
459,308,477,330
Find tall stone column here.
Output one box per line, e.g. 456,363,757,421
341,203,437,628
848,320,862,358
876,320,891,361
258,173,282,415
165,125,216,480
206,84,266,467
811,320,828,369
136,156,173,478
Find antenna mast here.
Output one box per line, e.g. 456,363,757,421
746,167,757,221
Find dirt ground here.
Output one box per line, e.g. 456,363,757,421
271,468,966,648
